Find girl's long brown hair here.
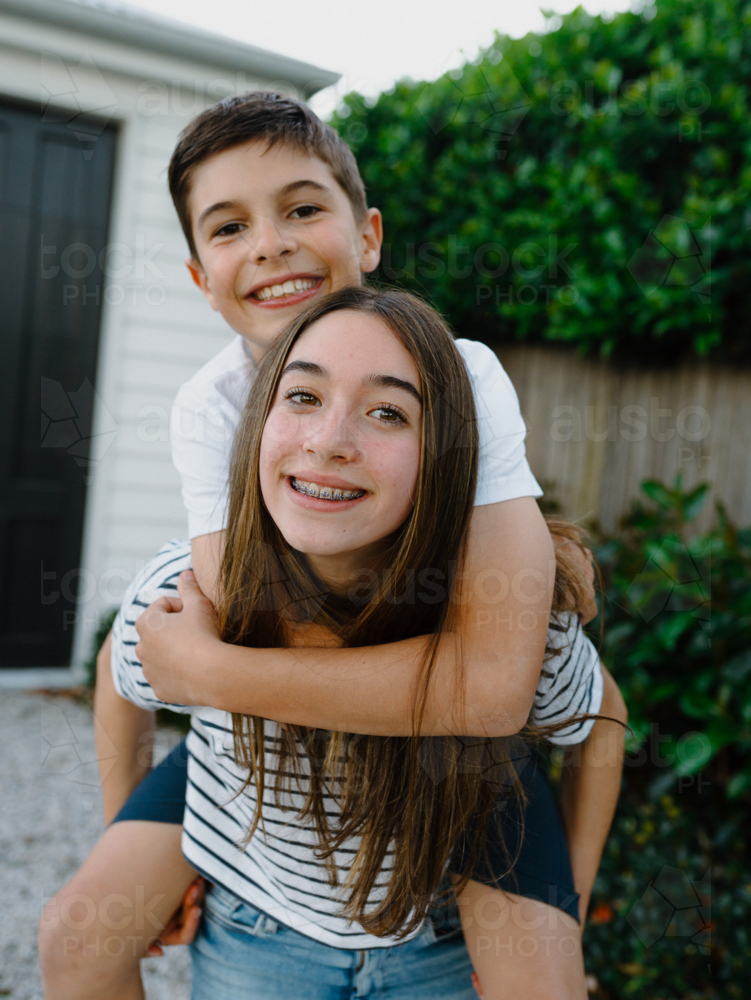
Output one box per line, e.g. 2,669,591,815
218,286,595,938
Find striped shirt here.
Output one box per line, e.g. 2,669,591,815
112,539,602,950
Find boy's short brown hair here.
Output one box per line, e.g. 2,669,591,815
168,91,368,258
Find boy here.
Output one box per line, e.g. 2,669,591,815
40,93,613,999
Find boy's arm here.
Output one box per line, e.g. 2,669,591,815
97,541,196,823
558,665,627,923
191,530,225,603
140,497,554,737
93,632,156,824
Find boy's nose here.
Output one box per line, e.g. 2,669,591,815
249,216,295,263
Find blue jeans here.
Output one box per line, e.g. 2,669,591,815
190,883,477,1000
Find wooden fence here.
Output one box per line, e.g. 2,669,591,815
494,345,751,535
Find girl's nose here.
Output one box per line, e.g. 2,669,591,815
303,406,360,464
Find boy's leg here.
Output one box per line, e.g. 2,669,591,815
39,820,195,1000
447,743,588,1000
455,878,586,1000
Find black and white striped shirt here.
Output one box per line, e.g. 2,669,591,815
112,540,602,950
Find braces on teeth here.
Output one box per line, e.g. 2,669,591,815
291,478,364,501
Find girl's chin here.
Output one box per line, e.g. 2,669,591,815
279,530,383,567
287,537,368,558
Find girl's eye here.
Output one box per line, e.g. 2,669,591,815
284,388,320,407
214,222,245,237
369,405,406,424
290,204,321,220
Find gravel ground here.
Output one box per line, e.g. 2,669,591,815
1,691,191,1000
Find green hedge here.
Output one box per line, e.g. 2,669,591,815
577,478,751,996
333,0,751,361
83,607,118,687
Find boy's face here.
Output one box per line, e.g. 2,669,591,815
186,140,382,362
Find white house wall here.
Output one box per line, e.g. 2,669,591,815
0,12,277,673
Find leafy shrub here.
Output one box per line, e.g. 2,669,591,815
594,475,751,802
579,477,751,997
333,0,751,360
83,607,118,687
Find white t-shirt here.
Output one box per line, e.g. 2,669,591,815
171,335,542,539
112,540,602,951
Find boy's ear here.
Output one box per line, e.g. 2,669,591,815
359,208,383,274
186,257,219,312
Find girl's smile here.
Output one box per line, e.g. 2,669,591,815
286,474,369,507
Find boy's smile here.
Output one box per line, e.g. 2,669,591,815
186,141,382,362
247,273,322,307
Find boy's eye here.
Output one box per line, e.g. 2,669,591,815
214,222,246,237
369,405,406,424
289,204,321,220
284,388,320,407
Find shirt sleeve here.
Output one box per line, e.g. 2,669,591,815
170,382,239,539
529,612,604,745
110,539,195,714
455,339,543,506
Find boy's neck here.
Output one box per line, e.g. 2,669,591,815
238,332,270,366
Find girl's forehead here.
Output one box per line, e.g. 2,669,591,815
287,311,421,386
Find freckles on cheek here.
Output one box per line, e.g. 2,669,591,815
372,441,420,504
259,428,288,481
264,408,304,446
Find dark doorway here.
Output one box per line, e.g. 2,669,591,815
0,99,116,667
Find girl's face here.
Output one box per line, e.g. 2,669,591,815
259,310,422,590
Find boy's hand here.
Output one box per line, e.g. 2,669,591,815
135,572,220,705
146,877,205,956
